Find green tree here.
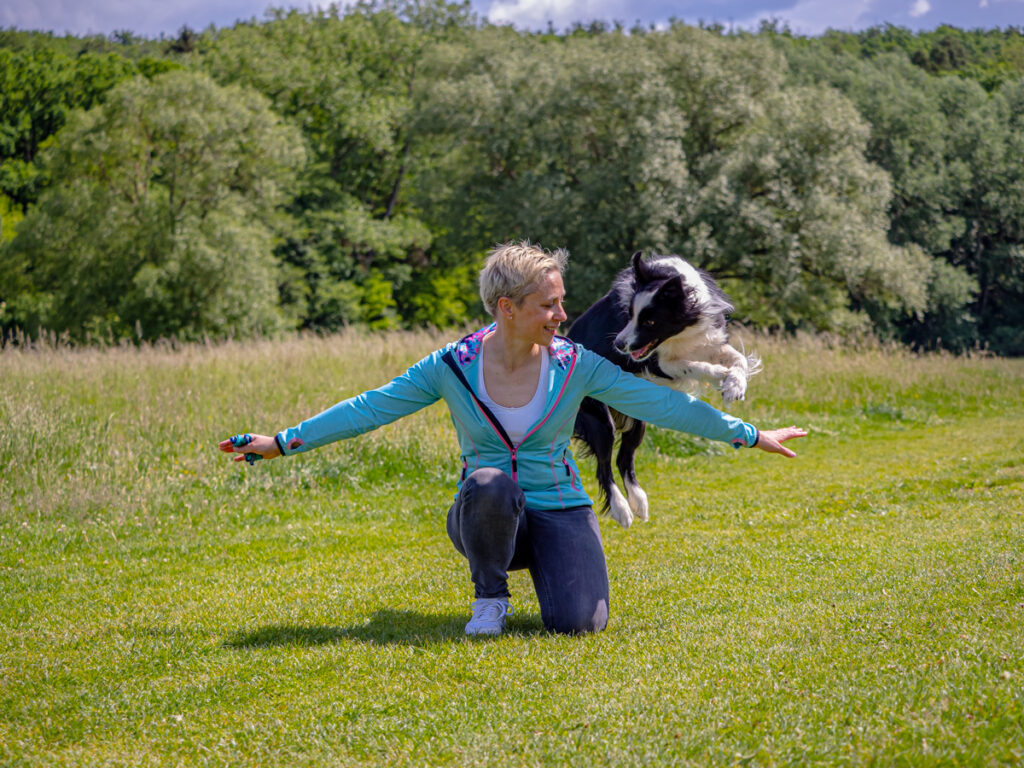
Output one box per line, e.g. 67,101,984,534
203,5,466,328
682,84,931,332
417,25,929,331
944,77,1024,354
0,47,139,208
778,43,982,347
0,193,21,242
0,70,305,341
414,27,695,308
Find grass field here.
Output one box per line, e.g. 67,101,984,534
2,330,1023,766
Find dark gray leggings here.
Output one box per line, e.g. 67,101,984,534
447,467,610,634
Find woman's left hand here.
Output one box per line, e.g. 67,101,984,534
218,433,282,463
754,426,808,458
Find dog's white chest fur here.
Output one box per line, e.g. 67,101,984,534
655,319,729,369
647,318,756,404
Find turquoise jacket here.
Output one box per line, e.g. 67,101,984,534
276,325,758,510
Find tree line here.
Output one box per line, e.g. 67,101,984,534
1,3,1022,353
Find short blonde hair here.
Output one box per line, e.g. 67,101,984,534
479,241,569,317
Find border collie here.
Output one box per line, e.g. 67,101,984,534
567,251,761,528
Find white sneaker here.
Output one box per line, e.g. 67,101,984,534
465,598,514,636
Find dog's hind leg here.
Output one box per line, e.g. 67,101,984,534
575,399,633,528
616,417,649,523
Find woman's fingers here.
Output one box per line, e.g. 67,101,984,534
765,437,796,458
774,426,808,443
220,433,258,463
219,434,253,452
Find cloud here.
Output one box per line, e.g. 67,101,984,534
485,0,601,29
0,0,272,37
732,0,875,34
909,0,931,17
2,0,1022,38
480,1,804,31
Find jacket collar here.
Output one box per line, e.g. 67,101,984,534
454,323,576,370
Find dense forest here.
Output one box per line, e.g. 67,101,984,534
1,2,1023,353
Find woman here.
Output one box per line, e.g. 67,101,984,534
220,242,806,636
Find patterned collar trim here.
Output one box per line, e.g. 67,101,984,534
454,323,493,365
454,324,576,370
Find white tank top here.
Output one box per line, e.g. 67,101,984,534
477,347,549,444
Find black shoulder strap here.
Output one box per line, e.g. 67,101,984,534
441,349,514,447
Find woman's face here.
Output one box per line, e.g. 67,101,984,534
506,270,568,345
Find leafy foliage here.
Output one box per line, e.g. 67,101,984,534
0,46,140,208
0,71,304,341
779,37,1022,351
202,6,447,328
0,11,1022,351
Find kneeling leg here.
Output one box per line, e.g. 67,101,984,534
526,505,609,634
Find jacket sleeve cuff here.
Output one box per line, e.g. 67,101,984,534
275,430,307,456
730,423,759,449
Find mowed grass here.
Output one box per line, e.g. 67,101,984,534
1,330,1022,766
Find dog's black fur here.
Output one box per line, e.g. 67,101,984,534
567,251,760,528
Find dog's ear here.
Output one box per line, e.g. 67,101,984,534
660,276,696,306
659,275,684,299
631,251,648,282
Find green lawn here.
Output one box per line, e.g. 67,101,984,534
2,331,1022,766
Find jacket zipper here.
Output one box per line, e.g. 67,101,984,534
561,450,578,490
447,346,577,486
506,352,577,484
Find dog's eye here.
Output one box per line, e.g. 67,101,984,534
643,319,655,326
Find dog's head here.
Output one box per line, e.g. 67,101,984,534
613,251,707,361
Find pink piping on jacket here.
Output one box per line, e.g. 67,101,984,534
548,406,582,505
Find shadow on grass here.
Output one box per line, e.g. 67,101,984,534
223,608,545,648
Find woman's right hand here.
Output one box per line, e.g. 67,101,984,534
218,433,282,463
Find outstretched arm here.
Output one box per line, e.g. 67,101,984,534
217,348,446,464
581,348,807,454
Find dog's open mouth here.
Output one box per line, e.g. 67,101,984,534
629,340,659,360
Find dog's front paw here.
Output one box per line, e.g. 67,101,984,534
721,372,747,404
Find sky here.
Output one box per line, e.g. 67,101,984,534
1,0,1023,39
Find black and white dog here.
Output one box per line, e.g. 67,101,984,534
567,251,761,528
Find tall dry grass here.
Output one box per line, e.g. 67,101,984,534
2,327,1020,524
1,329,456,523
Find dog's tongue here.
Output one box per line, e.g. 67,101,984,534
630,342,654,360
